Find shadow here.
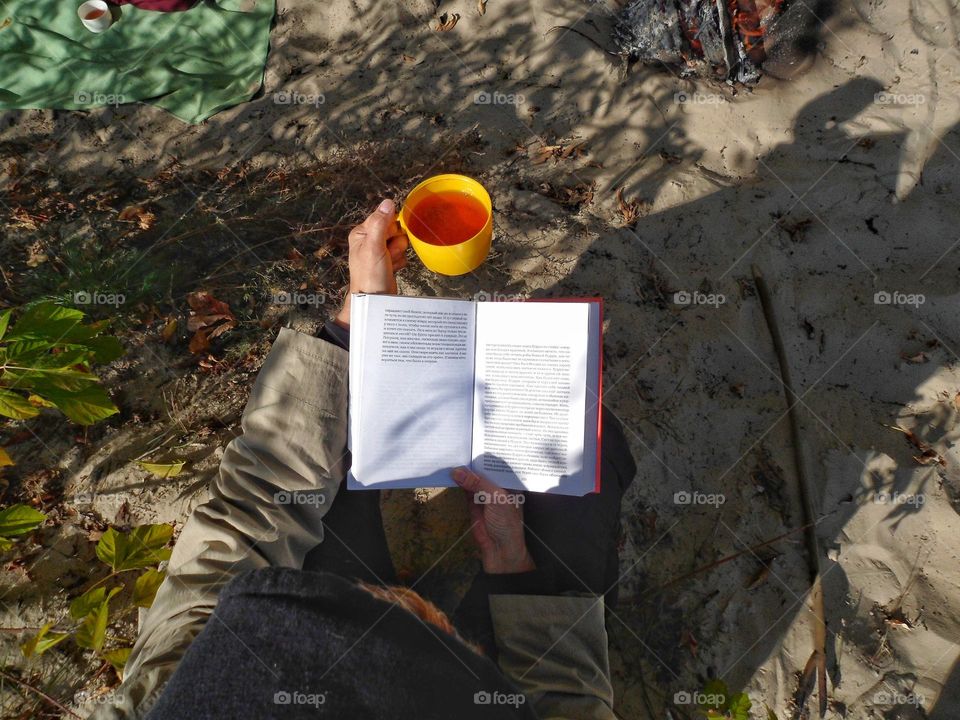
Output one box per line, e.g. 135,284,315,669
0,1,958,718
480,77,960,717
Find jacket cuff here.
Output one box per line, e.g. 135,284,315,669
485,564,558,596
317,321,350,351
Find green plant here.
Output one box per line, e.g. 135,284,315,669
20,523,172,675
0,302,123,425
697,680,772,720
0,503,46,551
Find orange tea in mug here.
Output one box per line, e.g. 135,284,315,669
405,191,488,246
400,175,492,276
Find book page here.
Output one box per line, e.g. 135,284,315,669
349,295,476,488
471,301,594,494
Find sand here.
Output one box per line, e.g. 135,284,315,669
1,0,959,717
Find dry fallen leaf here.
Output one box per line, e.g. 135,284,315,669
186,291,236,353
285,248,306,268
615,187,644,226
11,207,45,231
118,205,156,230
887,424,946,467
746,563,772,589
188,327,210,354
434,12,460,31
187,291,235,330
533,144,561,165
900,351,929,364
25,240,48,267
0,447,13,467
161,318,177,344
477,0,487,15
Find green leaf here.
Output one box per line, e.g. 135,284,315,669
33,384,118,426
728,693,752,720
5,302,85,343
132,569,165,608
75,601,110,652
0,504,46,539
0,388,40,420
69,586,120,621
20,622,68,657
766,707,779,720
0,309,10,342
101,646,132,674
96,525,173,572
83,335,125,364
701,680,729,711
139,461,185,478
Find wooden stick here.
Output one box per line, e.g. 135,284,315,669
752,264,828,718
626,522,813,603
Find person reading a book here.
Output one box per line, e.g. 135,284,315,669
92,199,637,720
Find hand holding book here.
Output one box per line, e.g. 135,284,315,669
451,466,535,575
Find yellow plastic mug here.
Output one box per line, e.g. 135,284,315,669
399,174,493,276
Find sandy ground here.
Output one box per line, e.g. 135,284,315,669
2,0,960,717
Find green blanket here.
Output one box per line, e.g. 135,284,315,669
0,0,275,123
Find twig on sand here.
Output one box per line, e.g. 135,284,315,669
752,264,828,719
0,668,82,719
628,522,813,600
546,25,619,55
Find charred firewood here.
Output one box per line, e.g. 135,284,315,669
613,0,834,83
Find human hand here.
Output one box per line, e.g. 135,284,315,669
452,467,535,575
334,199,409,329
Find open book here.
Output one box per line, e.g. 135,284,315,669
347,294,603,495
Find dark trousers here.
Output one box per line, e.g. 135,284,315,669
302,408,637,651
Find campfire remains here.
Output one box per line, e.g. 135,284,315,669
614,0,829,83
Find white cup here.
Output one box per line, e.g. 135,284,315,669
78,0,112,33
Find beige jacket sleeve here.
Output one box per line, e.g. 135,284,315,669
90,328,349,720
90,326,615,720
490,594,616,720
